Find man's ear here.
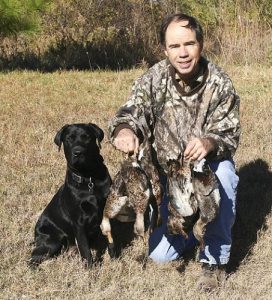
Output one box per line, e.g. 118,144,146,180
54,124,69,151
88,123,104,148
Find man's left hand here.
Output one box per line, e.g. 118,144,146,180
184,137,216,161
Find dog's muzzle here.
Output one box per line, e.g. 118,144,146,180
72,146,86,157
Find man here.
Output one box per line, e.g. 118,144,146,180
108,13,240,292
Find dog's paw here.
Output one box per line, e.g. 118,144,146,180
27,257,42,270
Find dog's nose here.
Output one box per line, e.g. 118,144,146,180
72,147,84,157
73,150,81,156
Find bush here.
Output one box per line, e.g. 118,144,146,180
0,0,51,36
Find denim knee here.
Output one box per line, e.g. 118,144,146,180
199,159,239,264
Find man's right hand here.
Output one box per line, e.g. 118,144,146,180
113,128,139,154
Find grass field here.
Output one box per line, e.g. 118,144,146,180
1,65,272,299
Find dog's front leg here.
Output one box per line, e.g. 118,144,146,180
74,227,93,267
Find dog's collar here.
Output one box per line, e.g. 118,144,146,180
68,169,94,193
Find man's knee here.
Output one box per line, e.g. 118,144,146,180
149,249,174,264
149,227,186,263
209,160,239,194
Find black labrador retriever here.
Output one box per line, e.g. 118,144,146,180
29,123,112,268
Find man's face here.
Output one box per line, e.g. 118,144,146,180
164,20,202,81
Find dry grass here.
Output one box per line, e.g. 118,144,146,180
1,65,272,299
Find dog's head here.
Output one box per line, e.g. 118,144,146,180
54,123,104,170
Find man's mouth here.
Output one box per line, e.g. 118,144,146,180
178,61,191,69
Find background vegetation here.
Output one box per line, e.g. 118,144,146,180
0,0,51,35
1,65,271,299
0,0,272,70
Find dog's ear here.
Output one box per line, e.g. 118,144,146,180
54,124,69,151
88,123,104,148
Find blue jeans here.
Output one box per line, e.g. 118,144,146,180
148,159,239,265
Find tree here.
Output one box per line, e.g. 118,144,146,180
0,0,51,36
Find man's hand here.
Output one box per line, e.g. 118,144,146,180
184,137,216,161
113,128,139,154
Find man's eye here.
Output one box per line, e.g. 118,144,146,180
169,44,179,49
186,42,196,46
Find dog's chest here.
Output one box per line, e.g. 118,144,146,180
62,187,100,222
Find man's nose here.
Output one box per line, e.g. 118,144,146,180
178,46,188,57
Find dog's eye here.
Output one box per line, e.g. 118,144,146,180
66,134,75,142
81,134,91,141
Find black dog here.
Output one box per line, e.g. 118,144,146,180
29,123,112,268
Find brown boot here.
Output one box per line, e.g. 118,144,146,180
197,263,226,293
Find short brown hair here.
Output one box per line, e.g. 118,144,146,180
160,13,204,46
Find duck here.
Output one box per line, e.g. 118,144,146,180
100,138,162,257
167,156,220,249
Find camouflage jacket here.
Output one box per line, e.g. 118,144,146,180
109,57,241,173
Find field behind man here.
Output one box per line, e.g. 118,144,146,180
1,65,271,299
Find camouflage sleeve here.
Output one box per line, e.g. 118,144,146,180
203,79,241,160
108,75,153,143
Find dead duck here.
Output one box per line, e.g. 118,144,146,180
100,140,162,257
167,156,220,249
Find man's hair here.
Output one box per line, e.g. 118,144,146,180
160,13,204,47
